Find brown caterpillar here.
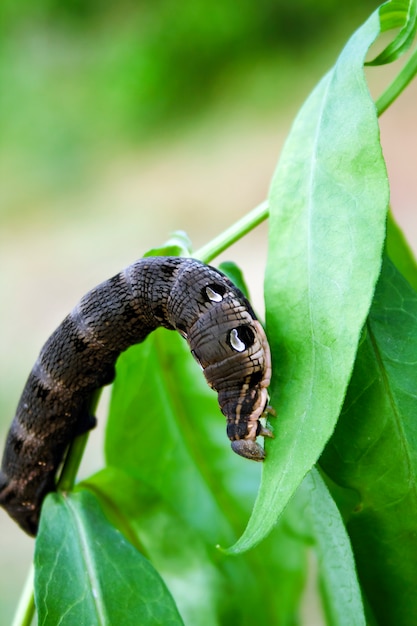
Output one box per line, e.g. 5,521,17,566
0,257,272,535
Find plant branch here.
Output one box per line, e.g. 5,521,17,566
57,389,102,492
376,44,417,115
193,199,269,264
11,565,35,626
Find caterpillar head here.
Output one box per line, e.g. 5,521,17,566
230,439,266,461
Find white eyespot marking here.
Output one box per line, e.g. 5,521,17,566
229,328,246,352
205,286,223,302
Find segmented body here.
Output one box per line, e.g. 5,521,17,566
0,257,272,535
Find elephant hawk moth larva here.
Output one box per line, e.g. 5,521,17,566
0,256,272,535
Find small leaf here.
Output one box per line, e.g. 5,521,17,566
229,8,390,553
34,490,183,626
218,260,251,299
320,256,417,625
144,230,192,258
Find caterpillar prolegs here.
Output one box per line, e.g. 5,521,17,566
0,257,273,535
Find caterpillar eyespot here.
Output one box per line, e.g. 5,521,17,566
0,256,273,535
204,285,224,302
228,325,256,352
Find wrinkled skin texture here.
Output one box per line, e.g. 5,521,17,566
0,257,272,535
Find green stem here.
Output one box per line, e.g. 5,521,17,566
193,199,269,263
57,389,101,492
375,44,417,116
12,565,35,626
57,391,101,492
57,432,91,492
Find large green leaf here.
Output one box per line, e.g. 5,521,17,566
320,256,417,625
34,490,183,626
229,8,390,553
104,329,307,625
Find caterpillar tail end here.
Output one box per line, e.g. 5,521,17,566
0,475,39,537
231,439,265,461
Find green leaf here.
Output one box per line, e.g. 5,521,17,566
34,490,183,626
228,9,390,553
81,468,225,626
82,467,307,626
386,210,417,290
320,256,417,625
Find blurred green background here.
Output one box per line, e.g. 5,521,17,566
1,0,416,623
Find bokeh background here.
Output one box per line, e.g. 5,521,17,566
1,1,416,623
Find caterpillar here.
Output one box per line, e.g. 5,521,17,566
0,256,272,536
